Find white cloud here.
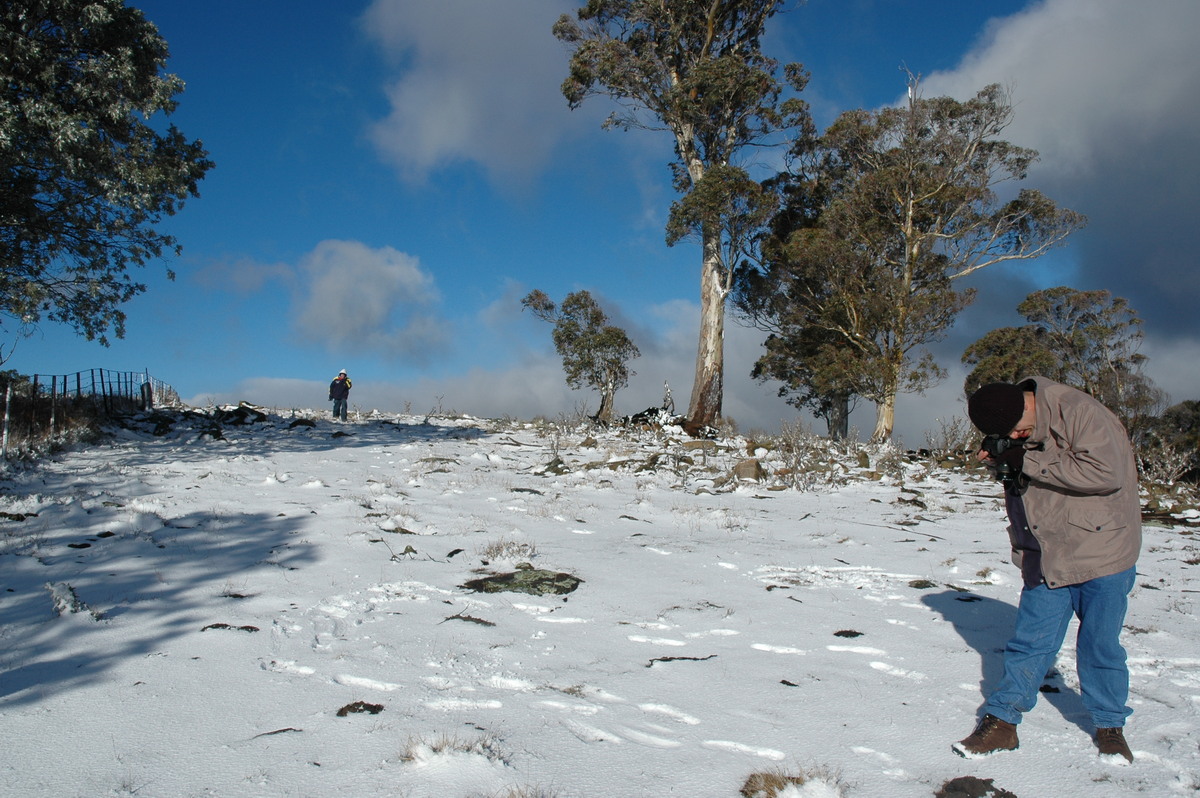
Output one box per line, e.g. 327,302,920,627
193,257,293,294
360,0,583,183
291,239,447,361
920,0,1200,177
913,0,1200,344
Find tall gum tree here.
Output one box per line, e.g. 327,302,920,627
553,0,811,427
746,78,1085,441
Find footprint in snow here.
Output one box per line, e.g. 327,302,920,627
628,635,687,646
612,725,682,748
751,643,807,656
827,644,888,655
702,740,786,761
869,661,927,681
425,698,503,711
685,628,740,638
537,616,589,624
334,674,401,692
638,703,702,725
561,717,623,744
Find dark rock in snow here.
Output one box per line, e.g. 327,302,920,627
935,776,1018,798
462,566,583,596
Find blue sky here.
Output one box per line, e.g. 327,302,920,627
9,0,1200,444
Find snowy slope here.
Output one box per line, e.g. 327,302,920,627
1,409,1198,797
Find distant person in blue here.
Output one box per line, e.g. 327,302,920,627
328,369,352,421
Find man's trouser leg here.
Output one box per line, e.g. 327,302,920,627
1073,566,1135,729
984,582,1074,724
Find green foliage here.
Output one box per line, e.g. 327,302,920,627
1153,400,1200,451
1,0,213,346
1140,399,1200,484
735,77,1084,440
553,0,812,425
0,368,32,395
521,289,640,422
962,286,1165,436
961,325,1064,393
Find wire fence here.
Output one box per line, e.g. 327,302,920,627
2,369,179,459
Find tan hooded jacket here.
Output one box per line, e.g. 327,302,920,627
1011,377,1142,588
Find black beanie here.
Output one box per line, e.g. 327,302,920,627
968,382,1025,435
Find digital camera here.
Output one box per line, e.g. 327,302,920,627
980,433,1019,484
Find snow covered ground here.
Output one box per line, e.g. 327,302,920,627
1,408,1198,797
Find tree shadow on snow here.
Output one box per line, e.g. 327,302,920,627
922,590,1090,734
101,411,492,467
0,507,313,706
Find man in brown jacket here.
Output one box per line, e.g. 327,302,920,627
954,377,1141,764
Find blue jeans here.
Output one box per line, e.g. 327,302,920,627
332,398,347,420
985,566,1135,729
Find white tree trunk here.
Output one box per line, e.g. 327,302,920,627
872,395,896,442
687,232,726,427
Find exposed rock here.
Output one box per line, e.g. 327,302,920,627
215,402,269,426
732,458,768,482
461,566,583,596
337,701,384,717
538,456,570,476
934,776,1017,798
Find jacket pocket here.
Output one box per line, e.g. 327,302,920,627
1066,508,1126,535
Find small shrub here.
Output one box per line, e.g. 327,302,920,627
924,415,976,461
771,421,840,492
473,788,562,798
1138,438,1199,489
740,766,845,798
399,732,507,765
477,537,538,562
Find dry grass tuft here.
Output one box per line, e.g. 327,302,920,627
740,770,807,797
477,536,538,562
740,766,845,798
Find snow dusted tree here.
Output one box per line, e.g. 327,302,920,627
522,289,641,423
0,0,212,347
739,77,1085,441
553,0,812,428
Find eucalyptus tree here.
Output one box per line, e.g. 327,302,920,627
522,289,641,423
740,78,1085,440
963,286,1165,437
553,0,811,427
1,0,212,347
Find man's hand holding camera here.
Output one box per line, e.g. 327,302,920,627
978,433,1027,487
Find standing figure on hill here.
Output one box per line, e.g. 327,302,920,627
954,377,1142,763
329,369,352,421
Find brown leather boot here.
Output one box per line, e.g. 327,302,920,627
1096,727,1133,763
952,714,1019,758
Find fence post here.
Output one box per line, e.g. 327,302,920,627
50,375,58,439
2,383,10,460
29,374,39,440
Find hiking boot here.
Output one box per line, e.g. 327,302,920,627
1096,727,1133,763
952,714,1019,758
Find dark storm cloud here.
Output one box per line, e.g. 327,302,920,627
919,0,1200,405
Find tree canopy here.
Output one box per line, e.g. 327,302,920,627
736,78,1085,440
554,0,811,426
963,286,1165,437
522,289,640,423
1,0,212,347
